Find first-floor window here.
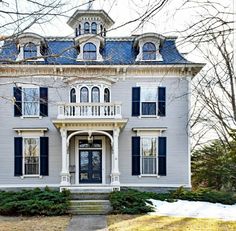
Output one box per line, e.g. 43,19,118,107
141,137,157,174
23,138,40,175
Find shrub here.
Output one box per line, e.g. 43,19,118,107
109,187,236,214
109,189,154,214
0,187,70,216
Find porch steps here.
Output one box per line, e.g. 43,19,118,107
69,199,112,215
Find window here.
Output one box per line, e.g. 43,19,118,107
84,22,90,34
132,86,166,117
100,25,103,36
141,137,157,174
91,87,100,102
78,24,81,35
91,22,97,34
141,87,157,116
142,42,156,60
23,87,39,116
83,43,97,60
70,88,76,103
24,42,37,59
14,136,48,177
132,135,167,176
80,87,89,102
23,138,40,175
104,88,110,102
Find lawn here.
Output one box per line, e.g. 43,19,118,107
107,215,236,231
0,216,70,231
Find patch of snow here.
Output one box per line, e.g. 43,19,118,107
149,199,236,221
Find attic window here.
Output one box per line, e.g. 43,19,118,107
142,42,156,60
83,42,97,60
84,22,90,34
91,22,97,34
24,42,37,59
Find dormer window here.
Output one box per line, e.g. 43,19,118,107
142,42,156,60
84,22,90,34
23,42,37,59
134,33,164,62
91,22,97,34
83,42,97,60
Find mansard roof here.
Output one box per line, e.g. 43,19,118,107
0,34,198,66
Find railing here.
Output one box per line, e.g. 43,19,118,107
57,102,122,119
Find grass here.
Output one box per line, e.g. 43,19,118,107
107,215,236,231
0,215,70,231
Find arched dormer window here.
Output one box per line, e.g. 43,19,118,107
80,87,89,102
91,87,100,102
70,88,76,103
91,22,97,34
104,88,110,102
84,22,90,34
142,42,156,60
83,42,96,60
24,42,37,59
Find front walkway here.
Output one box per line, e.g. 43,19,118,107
66,215,108,231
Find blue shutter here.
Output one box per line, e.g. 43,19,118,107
158,137,167,175
13,87,22,116
132,87,140,116
132,136,140,175
14,137,23,176
40,87,48,117
40,137,49,176
158,87,166,116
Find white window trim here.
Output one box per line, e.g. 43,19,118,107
21,86,40,118
22,137,41,178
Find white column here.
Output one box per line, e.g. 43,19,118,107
111,127,120,185
60,128,70,186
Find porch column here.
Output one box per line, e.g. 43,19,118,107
60,128,70,186
111,127,120,185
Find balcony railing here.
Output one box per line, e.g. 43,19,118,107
57,102,122,119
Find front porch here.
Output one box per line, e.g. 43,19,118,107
52,118,127,190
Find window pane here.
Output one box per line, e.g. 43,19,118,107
142,102,156,115
141,138,157,174
23,88,39,116
80,87,88,102
141,87,157,101
24,138,39,175
104,88,110,102
91,22,97,34
70,88,76,103
91,87,100,102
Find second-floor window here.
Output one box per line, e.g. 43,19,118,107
80,87,89,102
23,87,39,116
83,43,97,60
91,87,100,102
24,42,37,59
70,88,76,103
142,42,156,60
141,87,157,116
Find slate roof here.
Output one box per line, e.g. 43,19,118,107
0,36,194,65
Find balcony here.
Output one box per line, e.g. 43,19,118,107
57,102,122,119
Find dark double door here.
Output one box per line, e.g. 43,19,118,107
79,150,102,183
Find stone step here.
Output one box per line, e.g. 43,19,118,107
69,200,113,215
71,192,110,200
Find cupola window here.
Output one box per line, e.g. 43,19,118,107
84,22,90,34
83,42,97,60
142,42,156,60
23,42,37,59
91,22,97,34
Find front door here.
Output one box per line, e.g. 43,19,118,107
79,150,102,183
